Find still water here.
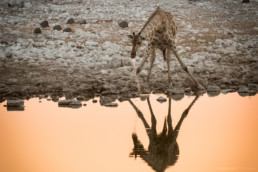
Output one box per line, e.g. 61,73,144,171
0,93,257,172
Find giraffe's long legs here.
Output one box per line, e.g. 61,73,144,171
147,98,157,136
171,46,201,89
167,98,173,136
147,49,156,83
166,47,172,88
136,45,152,74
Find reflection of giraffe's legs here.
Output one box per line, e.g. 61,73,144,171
147,98,157,136
171,45,201,89
128,99,150,130
136,45,152,74
173,95,199,138
166,47,172,88
147,49,156,83
167,98,173,135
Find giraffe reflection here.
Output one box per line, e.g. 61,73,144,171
128,95,199,172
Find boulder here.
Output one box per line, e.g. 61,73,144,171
118,21,128,28
70,100,82,107
34,28,42,34
207,85,221,92
156,96,167,103
67,18,75,24
78,19,87,24
168,88,184,94
58,100,72,105
40,20,49,28
7,100,24,107
104,102,118,107
63,28,72,32
238,86,249,93
53,25,62,31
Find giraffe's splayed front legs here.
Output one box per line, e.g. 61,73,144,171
136,44,152,74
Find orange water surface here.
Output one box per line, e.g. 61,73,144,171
0,93,257,172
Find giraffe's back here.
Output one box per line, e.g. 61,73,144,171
159,9,178,39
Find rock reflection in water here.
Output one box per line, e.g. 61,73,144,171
129,94,199,172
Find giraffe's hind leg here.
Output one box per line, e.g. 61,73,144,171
166,47,172,88
171,45,202,89
147,49,156,83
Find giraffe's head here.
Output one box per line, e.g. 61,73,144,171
128,32,145,59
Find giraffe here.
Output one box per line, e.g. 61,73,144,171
128,95,199,172
128,6,202,89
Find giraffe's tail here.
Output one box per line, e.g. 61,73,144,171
163,48,167,61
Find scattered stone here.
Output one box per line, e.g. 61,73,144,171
40,20,49,28
221,89,235,94
58,100,73,105
104,102,118,107
67,18,75,24
207,85,221,92
76,96,85,101
168,88,184,94
65,92,73,100
118,21,128,28
53,25,62,31
70,100,82,107
100,96,116,105
156,96,167,103
83,103,87,106
169,94,184,101
7,106,24,111
7,100,24,107
47,98,52,101
92,99,97,103
242,0,250,3
78,19,87,24
34,28,42,34
238,86,249,93
207,91,220,97
51,96,59,102
63,28,72,32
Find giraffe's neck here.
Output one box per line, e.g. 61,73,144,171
139,7,163,39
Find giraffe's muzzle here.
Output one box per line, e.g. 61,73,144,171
131,52,136,59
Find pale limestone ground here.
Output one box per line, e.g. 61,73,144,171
0,0,257,100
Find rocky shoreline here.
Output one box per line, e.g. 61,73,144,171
0,0,257,103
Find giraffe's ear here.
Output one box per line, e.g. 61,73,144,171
128,35,133,39
140,36,146,40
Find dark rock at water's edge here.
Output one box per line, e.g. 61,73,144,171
58,99,82,108
207,85,221,92
156,96,167,103
6,99,25,111
104,102,118,107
